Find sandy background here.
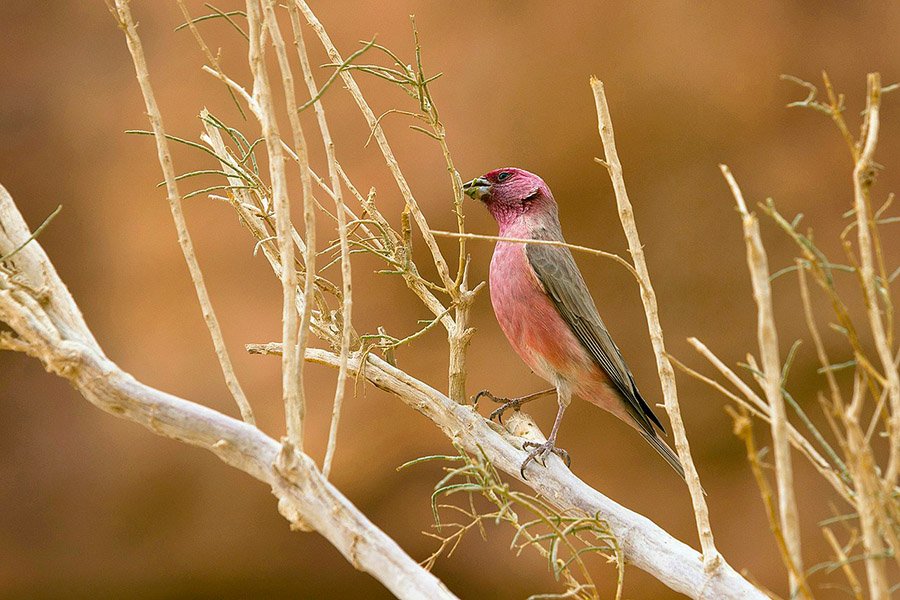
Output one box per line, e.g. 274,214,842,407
1,1,899,598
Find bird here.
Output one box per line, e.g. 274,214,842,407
463,167,685,480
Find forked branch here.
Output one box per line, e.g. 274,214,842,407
0,186,455,600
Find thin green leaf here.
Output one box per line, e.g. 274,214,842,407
396,454,464,471
0,205,62,263
299,39,378,112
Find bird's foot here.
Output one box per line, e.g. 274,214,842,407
473,388,554,425
520,439,571,478
489,398,527,424
473,389,518,422
473,389,504,406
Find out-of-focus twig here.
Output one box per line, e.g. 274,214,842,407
727,407,813,599
719,164,805,596
822,528,865,600
844,374,891,600
671,349,851,501
852,73,900,485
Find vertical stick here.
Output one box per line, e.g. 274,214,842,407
261,0,319,451
245,0,304,446
108,0,255,425
719,165,806,596
590,78,719,571
852,73,900,484
849,72,894,599
288,6,352,477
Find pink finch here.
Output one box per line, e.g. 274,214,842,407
465,167,684,479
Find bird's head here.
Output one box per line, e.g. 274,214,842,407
463,167,555,229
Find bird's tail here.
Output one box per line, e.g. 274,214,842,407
641,431,686,481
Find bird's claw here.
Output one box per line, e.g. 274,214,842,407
473,389,504,406
489,398,525,424
473,389,532,425
519,440,572,479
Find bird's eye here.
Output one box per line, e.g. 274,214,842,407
497,171,511,182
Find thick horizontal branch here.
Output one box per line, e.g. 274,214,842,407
249,343,766,600
77,345,455,599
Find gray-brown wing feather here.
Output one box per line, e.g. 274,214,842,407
525,240,665,435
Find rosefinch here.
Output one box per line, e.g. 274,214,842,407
465,167,684,479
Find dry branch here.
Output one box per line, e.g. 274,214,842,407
853,73,900,485
289,7,353,478
244,0,307,448
0,186,455,600
251,342,766,600
728,407,811,598
719,165,805,596
590,77,719,571
844,380,891,600
107,0,255,425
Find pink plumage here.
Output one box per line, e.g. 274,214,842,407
465,167,684,478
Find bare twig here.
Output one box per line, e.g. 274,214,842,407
289,5,352,477
844,374,891,599
107,0,255,425
265,0,321,451
245,0,306,447
719,164,805,595
852,73,900,485
822,527,865,600
429,230,639,280
0,204,61,264
590,77,718,571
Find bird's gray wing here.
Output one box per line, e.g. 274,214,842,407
526,240,665,435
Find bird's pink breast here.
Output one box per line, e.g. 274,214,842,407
489,240,591,383
489,239,634,422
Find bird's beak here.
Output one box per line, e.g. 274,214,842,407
463,177,490,201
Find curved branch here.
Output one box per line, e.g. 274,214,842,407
0,186,456,600
249,343,767,600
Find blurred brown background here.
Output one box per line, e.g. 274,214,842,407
1,1,899,598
